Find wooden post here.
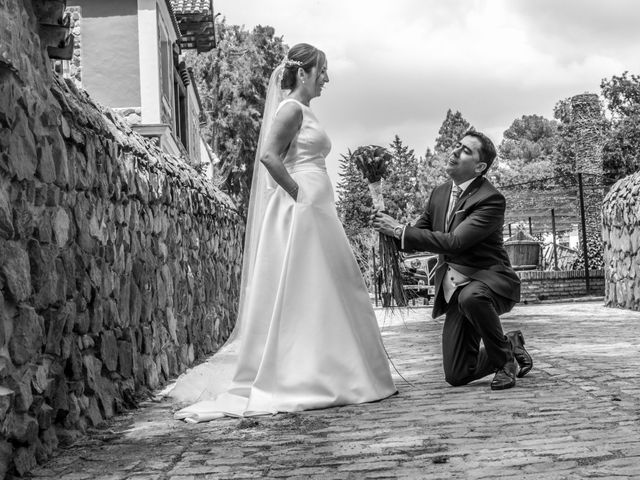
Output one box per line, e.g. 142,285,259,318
577,173,590,293
551,208,558,270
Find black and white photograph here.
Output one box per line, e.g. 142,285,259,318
1,0,640,478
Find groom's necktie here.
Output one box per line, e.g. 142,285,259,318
446,185,462,228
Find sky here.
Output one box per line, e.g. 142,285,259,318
215,0,640,188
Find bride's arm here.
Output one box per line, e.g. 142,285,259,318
260,102,303,200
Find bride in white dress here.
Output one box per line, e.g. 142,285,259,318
171,43,396,422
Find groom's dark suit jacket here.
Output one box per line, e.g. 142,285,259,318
402,176,520,318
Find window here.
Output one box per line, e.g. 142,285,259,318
173,62,188,150
158,14,173,123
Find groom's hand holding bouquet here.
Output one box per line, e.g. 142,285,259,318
352,145,407,307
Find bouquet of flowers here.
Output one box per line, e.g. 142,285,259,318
351,145,407,307
351,145,389,211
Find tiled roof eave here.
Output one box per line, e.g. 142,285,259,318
163,0,182,41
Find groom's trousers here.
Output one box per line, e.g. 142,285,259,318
442,280,515,386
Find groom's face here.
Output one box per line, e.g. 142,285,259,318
445,136,487,184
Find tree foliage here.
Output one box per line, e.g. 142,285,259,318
601,71,640,119
417,147,448,206
600,71,640,184
335,151,372,238
496,115,559,186
434,109,471,154
187,21,287,213
382,135,422,223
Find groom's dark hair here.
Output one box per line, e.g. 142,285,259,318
463,130,496,175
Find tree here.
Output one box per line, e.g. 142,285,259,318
600,71,640,184
416,148,448,201
411,109,472,200
434,109,472,154
335,151,371,238
382,135,422,223
188,21,288,213
496,115,559,186
600,71,640,119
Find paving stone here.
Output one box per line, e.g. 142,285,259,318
27,301,640,479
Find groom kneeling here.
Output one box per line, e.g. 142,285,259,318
373,131,532,390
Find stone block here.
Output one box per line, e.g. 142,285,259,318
9,305,44,366
73,308,90,335
85,395,103,426
0,440,12,480
37,403,54,430
0,240,32,302
0,386,13,421
89,300,104,333
66,335,83,380
142,354,159,389
104,298,119,328
95,374,115,419
80,334,94,349
34,437,49,464
13,444,36,477
82,354,102,394
31,361,50,395
35,206,52,241
166,306,177,344
117,275,131,327
52,206,70,247
44,301,73,356
37,140,57,183
29,242,64,309
55,427,82,447
0,177,13,240
130,279,141,327
117,339,133,378
6,412,38,443
141,324,153,355
157,351,169,380
99,331,118,371
7,110,37,181
63,392,80,428
40,426,58,456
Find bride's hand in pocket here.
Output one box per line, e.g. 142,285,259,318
286,184,299,201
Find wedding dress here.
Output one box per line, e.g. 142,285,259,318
170,92,396,423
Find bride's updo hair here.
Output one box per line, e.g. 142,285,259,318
281,43,326,90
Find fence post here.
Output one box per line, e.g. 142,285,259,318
551,208,558,270
508,223,512,237
528,217,533,235
577,173,590,293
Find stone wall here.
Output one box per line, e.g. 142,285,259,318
517,270,605,303
0,0,243,475
602,172,640,310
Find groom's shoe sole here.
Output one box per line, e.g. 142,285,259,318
507,330,533,378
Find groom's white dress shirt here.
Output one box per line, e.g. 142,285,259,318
441,178,474,302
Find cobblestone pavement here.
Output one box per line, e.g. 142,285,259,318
28,300,640,480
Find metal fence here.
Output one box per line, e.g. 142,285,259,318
500,172,611,290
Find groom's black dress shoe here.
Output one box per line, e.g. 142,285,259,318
490,360,517,390
506,330,533,378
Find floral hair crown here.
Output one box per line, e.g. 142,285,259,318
284,58,303,68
